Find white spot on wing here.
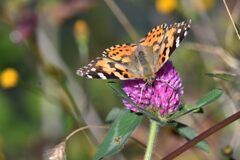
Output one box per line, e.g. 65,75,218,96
87,75,93,78
76,69,83,76
176,36,180,48
184,31,187,36
91,68,96,71
177,28,181,33
97,73,107,79
162,24,167,28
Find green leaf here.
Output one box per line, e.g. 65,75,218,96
166,121,178,127
94,110,143,160
105,108,124,123
167,104,195,120
108,81,127,99
192,108,204,113
176,122,210,152
168,89,223,120
206,73,238,82
194,88,223,109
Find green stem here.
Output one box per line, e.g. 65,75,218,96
144,120,159,160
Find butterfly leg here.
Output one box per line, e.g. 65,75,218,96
138,81,148,105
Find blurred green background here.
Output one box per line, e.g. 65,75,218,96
0,0,240,159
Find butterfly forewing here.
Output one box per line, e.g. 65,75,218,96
139,23,168,47
102,43,137,63
139,21,191,74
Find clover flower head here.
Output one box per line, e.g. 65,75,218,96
122,61,183,116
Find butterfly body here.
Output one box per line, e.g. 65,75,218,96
129,45,158,83
77,20,191,84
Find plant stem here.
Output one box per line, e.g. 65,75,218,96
144,120,159,160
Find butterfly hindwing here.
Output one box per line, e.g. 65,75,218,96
76,57,137,80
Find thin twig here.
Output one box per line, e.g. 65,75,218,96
161,110,240,160
223,0,240,40
104,0,139,41
185,42,240,69
65,125,109,142
225,1,240,44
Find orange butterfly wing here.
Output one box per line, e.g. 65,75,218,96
102,43,137,64
139,20,191,71
139,23,168,47
77,44,140,80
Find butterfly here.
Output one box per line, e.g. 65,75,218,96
77,20,191,84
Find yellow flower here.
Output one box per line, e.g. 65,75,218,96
156,0,177,14
74,20,89,37
195,0,215,11
0,68,19,89
74,19,90,46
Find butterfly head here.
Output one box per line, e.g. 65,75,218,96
145,76,156,85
